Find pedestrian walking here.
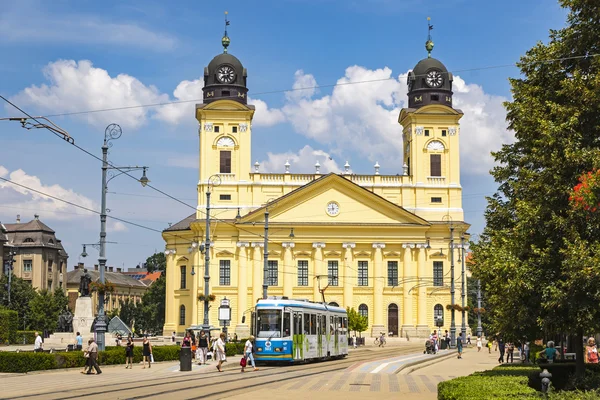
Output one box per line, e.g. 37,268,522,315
498,338,506,363
34,332,43,352
352,334,357,349
125,335,134,369
81,339,92,374
457,333,463,359
85,339,102,375
476,336,482,352
241,335,259,372
585,337,598,364
76,332,83,351
444,330,450,350
506,342,514,363
142,335,152,368
467,332,471,346
432,330,439,354
171,331,176,343
216,332,227,372
487,339,492,354
523,341,530,363
197,331,209,365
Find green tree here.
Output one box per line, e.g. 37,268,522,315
117,297,139,328
52,287,69,314
0,275,37,329
347,307,368,337
144,252,166,273
470,0,600,375
119,275,165,336
28,290,59,333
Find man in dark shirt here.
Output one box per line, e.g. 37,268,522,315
457,333,463,359
498,338,506,363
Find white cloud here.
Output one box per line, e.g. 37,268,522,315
260,145,343,174
285,70,318,102
248,98,286,127
0,5,177,51
154,78,204,125
0,166,97,221
108,220,128,233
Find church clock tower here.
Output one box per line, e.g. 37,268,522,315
196,14,255,214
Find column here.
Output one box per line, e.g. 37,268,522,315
371,243,386,337
416,243,430,337
401,243,416,338
251,243,263,304
342,242,355,309
236,242,250,337
163,251,177,335
312,242,326,301
282,242,295,298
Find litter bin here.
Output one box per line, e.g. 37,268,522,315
180,347,192,371
441,340,447,350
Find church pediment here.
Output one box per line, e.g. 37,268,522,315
216,250,235,257
177,256,189,262
239,174,429,227
384,251,401,258
324,251,341,257
294,251,312,257
267,250,281,257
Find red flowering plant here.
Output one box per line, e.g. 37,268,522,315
569,170,600,213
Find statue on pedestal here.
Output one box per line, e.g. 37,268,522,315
57,307,73,332
79,269,92,297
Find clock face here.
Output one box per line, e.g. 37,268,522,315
326,201,340,216
425,70,444,88
217,65,235,83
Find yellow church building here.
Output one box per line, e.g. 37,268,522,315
162,29,469,339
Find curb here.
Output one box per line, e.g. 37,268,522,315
394,350,458,374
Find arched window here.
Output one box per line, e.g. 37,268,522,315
434,304,444,325
329,302,339,307
179,305,186,326
24,238,34,243
358,304,368,321
48,239,54,245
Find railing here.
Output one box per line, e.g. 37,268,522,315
427,177,446,184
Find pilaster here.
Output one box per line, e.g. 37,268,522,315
342,242,355,308
401,243,417,338
236,241,250,337
371,243,386,337
282,242,295,298
416,243,430,338
312,242,326,301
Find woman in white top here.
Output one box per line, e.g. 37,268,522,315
216,332,227,372
241,335,259,372
476,336,483,352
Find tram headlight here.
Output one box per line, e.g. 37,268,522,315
257,347,263,352
275,347,282,352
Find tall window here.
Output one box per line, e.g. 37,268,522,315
220,151,232,173
358,261,368,286
179,305,186,325
434,304,444,325
267,260,278,286
433,261,443,286
180,266,187,289
219,260,231,286
23,260,32,273
358,304,368,321
430,154,441,176
328,260,339,286
297,260,308,286
48,259,53,273
387,261,398,286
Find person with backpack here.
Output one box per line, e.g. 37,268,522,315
241,335,259,372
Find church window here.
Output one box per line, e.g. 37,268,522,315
434,304,444,325
219,260,231,286
47,260,53,272
297,260,308,286
358,261,369,286
442,129,447,137
431,197,442,203
217,137,235,147
220,151,232,173
24,238,34,243
180,266,187,289
220,194,232,200
328,261,339,286
424,129,430,137
179,305,186,326
387,261,398,286
358,304,368,320
433,262,443,286
23,260,32,273
232,126,238,133
267,260,278,286
214,126,220,133
430,154,442,177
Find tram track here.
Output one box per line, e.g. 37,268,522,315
3,346,421,400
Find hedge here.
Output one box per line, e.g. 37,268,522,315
0,310,18,345
0,345,182,373
16,331,36,345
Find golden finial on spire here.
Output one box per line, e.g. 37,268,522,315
222,11,231,53
425,17,434,58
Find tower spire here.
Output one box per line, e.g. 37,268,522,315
222,11,231,53
426,17,434,58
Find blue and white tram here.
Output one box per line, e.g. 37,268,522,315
252,297,348,363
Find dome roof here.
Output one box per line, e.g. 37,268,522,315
406,55,453,109
207,53,244,76
412,57,448,76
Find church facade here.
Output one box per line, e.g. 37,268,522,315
162,30,469,338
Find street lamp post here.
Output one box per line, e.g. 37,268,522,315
263,209,269,300
202,175,221,334
477,279,483,337
460,235,467,339
96,124,149,350
442,215,456,348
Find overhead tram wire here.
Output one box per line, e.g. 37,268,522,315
24,53,600,120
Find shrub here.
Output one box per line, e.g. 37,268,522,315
0,351,57,373
152,345,180,361
438,374,539,399
0,310,18,345
55,352,86,368
225,343,238,357
16,331,36,345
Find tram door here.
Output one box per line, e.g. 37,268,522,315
334,316,339,355
293,312,302,360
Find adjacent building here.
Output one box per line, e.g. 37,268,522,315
1,215,68,292
162,31,470,338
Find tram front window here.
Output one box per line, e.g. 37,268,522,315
257,310,282,338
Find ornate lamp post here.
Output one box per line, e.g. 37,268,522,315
218,297,231,340
201,175,221,335
96,124,149,350
442,215,456,347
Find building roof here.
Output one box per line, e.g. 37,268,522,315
4,218,55,233
0,223,8,243
140,271,162,286
3,217,68,256
66,268,147,288
164,213,197,232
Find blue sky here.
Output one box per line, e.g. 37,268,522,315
0,0,567,269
